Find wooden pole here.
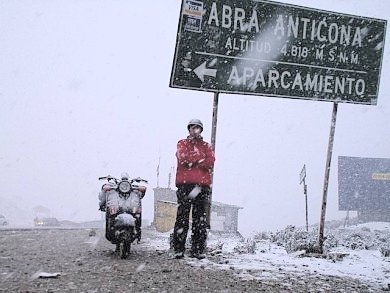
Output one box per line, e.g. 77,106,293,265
207,92,219,228
211,92,219,150
318,102,338,252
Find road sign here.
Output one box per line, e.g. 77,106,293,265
170,0,387,105
338,156,390,211
300,164,306,184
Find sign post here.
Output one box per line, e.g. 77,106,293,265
170,0,386,248
318,102,338,250
207,92,219,227
300,164,309,232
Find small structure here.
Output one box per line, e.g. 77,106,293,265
153,187,242,233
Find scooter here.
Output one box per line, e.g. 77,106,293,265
98,173,148,259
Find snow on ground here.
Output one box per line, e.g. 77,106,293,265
142,222,390,290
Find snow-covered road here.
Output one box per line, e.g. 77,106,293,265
1,226,387,292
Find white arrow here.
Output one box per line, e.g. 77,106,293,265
193,61,217,82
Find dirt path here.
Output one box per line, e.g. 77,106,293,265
0,228,379,292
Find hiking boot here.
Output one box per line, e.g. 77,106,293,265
189,252,206,260
173,252,184,259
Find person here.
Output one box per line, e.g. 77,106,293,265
172,119,215,259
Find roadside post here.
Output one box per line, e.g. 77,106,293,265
170,0,386,247
318,102,338,249
300,164,309,232
207,92,219,227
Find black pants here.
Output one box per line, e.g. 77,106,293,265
172,184,210,254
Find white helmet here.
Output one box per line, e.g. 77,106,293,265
187,119,203,132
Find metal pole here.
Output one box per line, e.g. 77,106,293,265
211,92,219,151
318,102,338,252
300,164,308,232
157,156,160,188
207,92,219,228
304,179,308,232
343,210,350,228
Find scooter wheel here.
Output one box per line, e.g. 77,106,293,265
118,241,131,259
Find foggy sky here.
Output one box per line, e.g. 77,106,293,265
1,0,389,236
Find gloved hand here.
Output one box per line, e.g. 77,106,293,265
99,203,106,211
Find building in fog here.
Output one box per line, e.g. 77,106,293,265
153,187,242,234
338,156,390,222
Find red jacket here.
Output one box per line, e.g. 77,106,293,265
175,136,215,187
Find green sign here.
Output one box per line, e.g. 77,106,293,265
170,0,387,105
